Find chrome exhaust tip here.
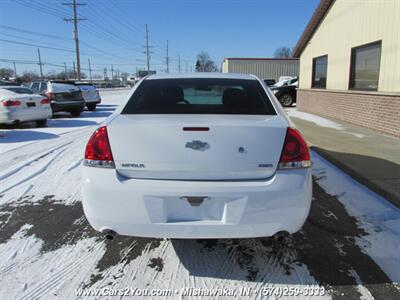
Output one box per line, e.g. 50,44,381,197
101,229,117,240
273,231,290,242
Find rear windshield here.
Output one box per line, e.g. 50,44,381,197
122,78,276,115
50,83,80,92
77,84,96,91
4,87,34,94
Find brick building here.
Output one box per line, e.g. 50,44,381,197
293,0,400,137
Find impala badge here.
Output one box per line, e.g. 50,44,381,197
185,140,210,151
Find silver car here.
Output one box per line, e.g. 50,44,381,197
75,82,101,111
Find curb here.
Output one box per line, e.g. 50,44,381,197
311,146,400,209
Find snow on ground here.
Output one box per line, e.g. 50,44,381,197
312,153,400,282
286,109,367,138
0,88,399,299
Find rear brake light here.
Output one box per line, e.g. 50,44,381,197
2,100,21,107
84,126,115,168
45,91,54,100
40,98,50,104
278,127,311,169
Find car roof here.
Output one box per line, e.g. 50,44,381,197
146,72,257,80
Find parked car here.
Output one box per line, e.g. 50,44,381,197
0,86,51,127
270,77,298,107
82,73,312,239
75,82,101,111
28,80,85,116
263,78,276,86
0,79,18,86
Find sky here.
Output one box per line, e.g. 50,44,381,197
0,0,319,77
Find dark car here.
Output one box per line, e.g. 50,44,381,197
28,80,85,116
263,79,276,86
269,77,298,107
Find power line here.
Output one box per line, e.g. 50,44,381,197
0,25,72,41
0,38,75,53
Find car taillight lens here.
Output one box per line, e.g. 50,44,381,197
84,126,115,168
2,99,21,107
278,127,311,169
45,91,54,100
40,98,50,104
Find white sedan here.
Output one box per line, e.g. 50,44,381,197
82,73,312,239
0,86,52,127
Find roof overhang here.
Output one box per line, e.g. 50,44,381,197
292,0,335,58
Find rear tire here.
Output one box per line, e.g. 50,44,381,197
71,110,82,117
36,119,47,127
279,94,294,107
87,103,96,111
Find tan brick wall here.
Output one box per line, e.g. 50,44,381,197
297,89,400,138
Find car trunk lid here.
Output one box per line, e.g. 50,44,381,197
107,114,287,180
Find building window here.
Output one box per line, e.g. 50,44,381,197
312,55,328,88
349,41,381,91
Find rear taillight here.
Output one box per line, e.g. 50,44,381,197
2,99,21,107
45,91,54,100
278,127,311,169
40,98,50,104
84,126,115,168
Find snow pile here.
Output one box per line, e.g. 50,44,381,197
286,109,367,138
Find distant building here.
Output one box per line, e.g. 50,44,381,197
293,0,400,137
222,58,299,82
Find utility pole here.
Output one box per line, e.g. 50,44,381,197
178,55,181,72
13,61,17,77
111,64,114,80
144,24,152,72
37,48,43,79
165,40,170,73
88,58,92,82
104,66,108,80
63,0,86,81
73,61,76,79
64,62,68,78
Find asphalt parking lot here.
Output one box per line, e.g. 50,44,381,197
1,89,399,299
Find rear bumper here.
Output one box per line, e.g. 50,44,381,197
82,167,312,239
0,107,51,124
84,97,101,104
51,100,85,112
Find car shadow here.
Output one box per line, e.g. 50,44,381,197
0,130,58,143
81,111,114,118
47,119,98,127
170,179,400,298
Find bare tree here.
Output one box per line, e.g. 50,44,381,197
273,46,293,58
0,68,15,79
18,71,40,83
195,52,218,72
45,70,87,80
